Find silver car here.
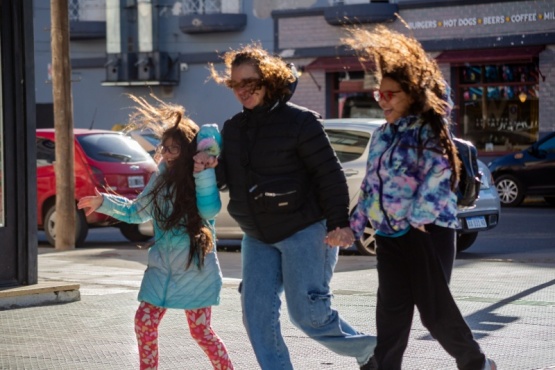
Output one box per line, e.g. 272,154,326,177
139,118,501,254
323,118,500,254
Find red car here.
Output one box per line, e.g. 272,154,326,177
36,128,158,246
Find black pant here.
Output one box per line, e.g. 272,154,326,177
374,225,485,370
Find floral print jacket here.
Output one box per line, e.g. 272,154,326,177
350,115,459,238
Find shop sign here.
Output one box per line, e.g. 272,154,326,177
408,11,555,30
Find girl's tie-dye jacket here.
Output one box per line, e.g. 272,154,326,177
350,115,459,238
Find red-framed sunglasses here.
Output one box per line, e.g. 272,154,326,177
373,90,402,102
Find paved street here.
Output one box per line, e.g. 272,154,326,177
1,241,554,369
1,204,555,369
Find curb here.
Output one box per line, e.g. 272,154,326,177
0,281,80,310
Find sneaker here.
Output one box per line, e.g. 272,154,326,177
483,358,497,370
360,356,378,370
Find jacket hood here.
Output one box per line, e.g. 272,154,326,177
283,63,299,103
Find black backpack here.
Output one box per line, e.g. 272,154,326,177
453,137,481,208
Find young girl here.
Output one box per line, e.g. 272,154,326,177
344,26,496,370
77,95,233,370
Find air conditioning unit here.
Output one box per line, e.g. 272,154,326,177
136,51,179,84
105,53,138,82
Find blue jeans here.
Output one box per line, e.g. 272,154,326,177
240,221,376,370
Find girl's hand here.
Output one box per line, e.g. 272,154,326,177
77,188,103,216
193,152,218,173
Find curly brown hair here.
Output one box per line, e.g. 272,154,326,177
342,26,461,190
125,94,213,269
208,42,296,105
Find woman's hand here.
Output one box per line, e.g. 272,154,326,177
77,188,103,216
325,227,356,248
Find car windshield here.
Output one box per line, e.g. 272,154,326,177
326,129,371,163
538,134,555,154
77,133,152,163
139,133,160,147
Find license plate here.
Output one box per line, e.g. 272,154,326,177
128,175,145,188
466,216,487,229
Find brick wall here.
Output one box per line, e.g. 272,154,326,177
290,66,327,117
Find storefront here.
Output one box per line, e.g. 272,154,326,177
437,46,543,153
274,0,555,156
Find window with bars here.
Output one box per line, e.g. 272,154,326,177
68,0,106,22
181,0,241,14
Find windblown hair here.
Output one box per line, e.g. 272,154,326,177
208,42,296,105
125,94,213,269
342,26,461,190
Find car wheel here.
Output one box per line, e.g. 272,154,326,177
354,221,377,256
119,223,153,242
544,197,555,206
495,174,525,207
44,205,89,247
456,232,478,253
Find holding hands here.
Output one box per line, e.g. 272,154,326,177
193,151,218,173
77,188,103,216
325,227,356,248
193,126,221,173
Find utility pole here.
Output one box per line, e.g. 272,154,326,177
51,0,76,250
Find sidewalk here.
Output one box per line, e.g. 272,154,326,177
1,246,555,369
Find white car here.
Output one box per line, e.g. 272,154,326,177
138,118,501,254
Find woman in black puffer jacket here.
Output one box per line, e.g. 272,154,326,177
198,43,376,370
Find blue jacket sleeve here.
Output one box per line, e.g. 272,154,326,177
195,124,222,220
194,168,221,220
95,167,160,224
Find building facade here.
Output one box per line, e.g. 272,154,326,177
33,0,555,157
275,0,555,156
33,0,280,131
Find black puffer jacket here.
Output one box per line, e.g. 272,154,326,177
216,101,350,243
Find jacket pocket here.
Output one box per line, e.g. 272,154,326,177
248,174,305,213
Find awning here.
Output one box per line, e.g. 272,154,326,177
304,56,374,72
435,46,545,65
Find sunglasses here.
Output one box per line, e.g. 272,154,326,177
373,90,402,102
159,144,181,155
225,78,263,91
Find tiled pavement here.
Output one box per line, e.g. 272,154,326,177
1,247,555,369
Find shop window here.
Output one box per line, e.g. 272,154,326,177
339,92,382,118
333,71,381,119
458,62,539,153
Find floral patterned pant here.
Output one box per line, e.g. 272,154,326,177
134,301,234,370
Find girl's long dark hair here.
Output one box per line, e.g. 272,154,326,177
384,71,461,191
126,94,213,269
341,24,461,190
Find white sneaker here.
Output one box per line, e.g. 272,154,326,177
483,358,497,370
